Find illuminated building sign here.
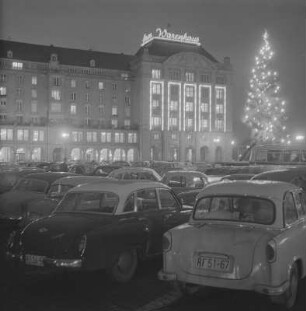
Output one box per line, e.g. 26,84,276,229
142,28,201,47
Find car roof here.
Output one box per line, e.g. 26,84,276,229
24,172,76,182
110,167,158,173
252,167,306,181
198,180,299,200
69,180,169,195
164,170,207,176
52,175,108,186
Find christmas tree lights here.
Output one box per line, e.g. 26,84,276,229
242,30,287,143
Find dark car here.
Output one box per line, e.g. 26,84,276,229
91,165,122,177
7,180,192,282
251,167,306,191
161,170,208,195
108,167,162,181
220,173,255,181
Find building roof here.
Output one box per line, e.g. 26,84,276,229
0,40,134,71
136,39,219,64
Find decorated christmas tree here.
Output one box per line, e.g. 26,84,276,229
242,30,287,144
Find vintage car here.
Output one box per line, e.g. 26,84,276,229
108,167,162,182
158,180,306,309
7,180,192,282
161,170,209,195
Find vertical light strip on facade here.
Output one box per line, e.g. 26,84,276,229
183,83,196,131
215,85,227,132
150,80,164,131
167,82,181,131
198,84,211,132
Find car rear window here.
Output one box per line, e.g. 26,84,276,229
194,196,275,225
56,191,119,214
14,178,49,193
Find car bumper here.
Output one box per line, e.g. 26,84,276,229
158,270,289,296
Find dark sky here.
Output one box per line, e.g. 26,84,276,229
1,0,305,142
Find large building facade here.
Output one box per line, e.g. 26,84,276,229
0,29,234,163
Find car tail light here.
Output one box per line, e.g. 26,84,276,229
162,232,172,252
266,240,277,262
77,234,87,256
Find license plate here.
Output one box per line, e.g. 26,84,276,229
194,255,231,272
25,254,45,267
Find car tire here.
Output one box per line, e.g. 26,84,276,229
109,249,138,283
174,281,200,296
271,263,299,310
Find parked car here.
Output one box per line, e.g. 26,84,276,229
251,167,306,191
161,170,208,195
7,180,192,282
91,165,122,177
108,167,162,182
23,175,108,224
158,180,306,309
220,173,255,181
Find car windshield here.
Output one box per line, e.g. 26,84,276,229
14,178,49,193
47,184,75,198
56,191,119,214
193,196,275,225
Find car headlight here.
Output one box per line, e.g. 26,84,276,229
77,234,87,256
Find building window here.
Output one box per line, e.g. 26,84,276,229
112,106,118,116
16,88,23,97
121,73,129,80
85,93,89,102
71,92,76,101
215,119,224,131
33,130,44,142
125,96,130,106
171,133,178,140
12,62,23,70
85,105,91,115
51,103,61,112
101,132,112,143
111,119,118,128
152,117,161,127
85,81,90,89
115,132,125,143
185,72,194,82
169,118,178,127
153,133,160,140
31,101,38,113
53,77,60,86
186,119,193,129
71,131,83,142
98,105,105,116
112,83,117,91
124,119,131,128
0,87,7,96
152,83,161,95
216,89,224,100
170,69,180,81
31,89,37,98
0,129,13,140
169,101,178,111
16,115,23,124
51,54,58,62
216,76,226,84
0,114,7,121
70,104,77,115
200,119,208,129
185,86,194,97
152,69,161,79
16,100,23,112
185,102,194,112
17,129,29,141
32,76,37,85
0,74,7,82
51,90,60,100
7,50,13,58
0,99,6,107
87,132,97,142
17,75,24,85
128,133,137,143
98,81,104,90
152,99,160,108
125,107,131,117
90,59,95,67
71,79,76,88
200,103,209,112
200,73,210,83
216,104,224,114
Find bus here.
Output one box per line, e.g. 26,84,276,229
249,144,306,165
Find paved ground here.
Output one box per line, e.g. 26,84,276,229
0,256,305,311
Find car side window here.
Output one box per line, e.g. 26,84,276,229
136,189,158,212
283,192,298,225
123,193,135,213
158,189,180,210
298,192,306,216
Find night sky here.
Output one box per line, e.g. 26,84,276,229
1,0,305,143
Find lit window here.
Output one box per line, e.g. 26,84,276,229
128,133,137,143
0,87,7,96
12,62,23,70
171,133,177,140
0,129,13,140
31,89,37,98
152,117,161,127
31,100,37,113
98,81,104,90
152,83,161,95
152,69,161,79
112,107,118,116
70,104,76,115
124,119,131,128
185,86,194,97
185,102,194,112
51,90,60,100
107,132,112,142
87,132,97,142
71,79,76,88
216,104,224,114
153,133,160,140
51,103,61,112
200,103,209,112
32,76,37,85
169,118,178,127
200,119,208,129
33,130,44,142
215,119,224,131
121,73,129,80
152,99,160,108
169,101,178,111
185,72,194,82
216,89,224,100
17,129,29,141
71,131,83,142
111,119,118,128
186,119,193,129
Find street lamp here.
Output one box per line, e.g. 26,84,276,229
61,132,70,161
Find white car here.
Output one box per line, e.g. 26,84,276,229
158,180,306,309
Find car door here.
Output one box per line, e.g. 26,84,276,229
157,188,191,232
134,188,163,255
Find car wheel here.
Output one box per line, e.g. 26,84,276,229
109,249,138,283
283,264,299,310
174,281,200,296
